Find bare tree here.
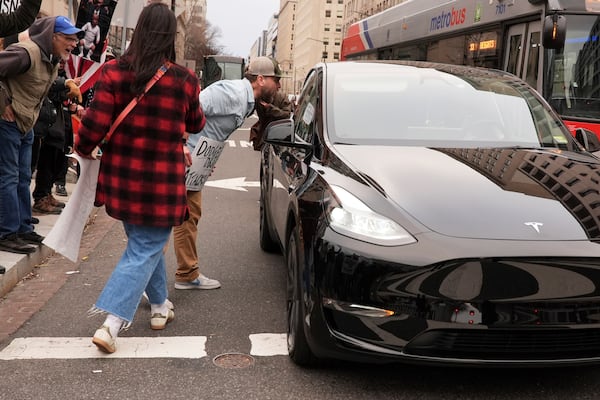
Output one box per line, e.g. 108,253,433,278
184,17,223,61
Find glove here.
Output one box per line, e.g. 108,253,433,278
65,79,82,103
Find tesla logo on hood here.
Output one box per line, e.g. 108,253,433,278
524,222,544,233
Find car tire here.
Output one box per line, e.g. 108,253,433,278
286,228,317,366
259,190,279,253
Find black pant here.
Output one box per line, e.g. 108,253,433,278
31,135,42,173
32,142,64,201
55,153,69,186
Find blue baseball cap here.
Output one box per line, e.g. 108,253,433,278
54,16,82,35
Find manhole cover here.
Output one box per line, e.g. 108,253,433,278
213,353,255,369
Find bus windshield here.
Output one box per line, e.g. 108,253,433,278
545,15,600,122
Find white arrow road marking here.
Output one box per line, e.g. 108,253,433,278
0,334,289,360
249,333,288,356
0,336,207,360
205,177,260,192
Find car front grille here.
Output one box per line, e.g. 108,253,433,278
404,328,600,360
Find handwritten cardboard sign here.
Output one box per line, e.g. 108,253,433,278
185,136,225,191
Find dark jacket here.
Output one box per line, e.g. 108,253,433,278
33,75,70,149
249,91,293,151
0,0,42,37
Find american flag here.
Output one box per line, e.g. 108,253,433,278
64,50,111,95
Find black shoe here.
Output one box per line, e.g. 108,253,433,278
0,234,36,254
18,231,44,244
30,217,40,224
55,184,68,197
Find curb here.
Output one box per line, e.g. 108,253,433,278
0,245,54,299
0,207,116,343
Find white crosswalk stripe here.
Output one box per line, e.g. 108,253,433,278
249,333,288,356
0,333,288,360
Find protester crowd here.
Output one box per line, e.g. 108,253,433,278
0,1,292,354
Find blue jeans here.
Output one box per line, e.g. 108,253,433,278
95,222,172,322
0,120,33,238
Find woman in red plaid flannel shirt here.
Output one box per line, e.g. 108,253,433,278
75,3,206,354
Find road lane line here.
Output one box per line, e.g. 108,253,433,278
249,333,288,356
0,336,207,359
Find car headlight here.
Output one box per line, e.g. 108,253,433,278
328,185,416,246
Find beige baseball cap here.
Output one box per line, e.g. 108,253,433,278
246,56,283,77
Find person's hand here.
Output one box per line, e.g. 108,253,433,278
183,143,192,167
65,79,82,103
75,145,101,160
76,105,85,118
1,104,16,122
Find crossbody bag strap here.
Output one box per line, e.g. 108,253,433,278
101,61,172,145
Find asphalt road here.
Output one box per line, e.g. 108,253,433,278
1,119,600,399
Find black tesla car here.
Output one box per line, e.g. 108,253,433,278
259,60,600,367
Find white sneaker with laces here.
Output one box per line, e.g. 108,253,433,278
150,309,175,330
174,273,221,290
92,325,116,354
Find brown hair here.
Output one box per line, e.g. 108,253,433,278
120,2,176,95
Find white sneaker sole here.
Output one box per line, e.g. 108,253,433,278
174,282,221,290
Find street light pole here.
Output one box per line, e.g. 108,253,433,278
307,37,327,62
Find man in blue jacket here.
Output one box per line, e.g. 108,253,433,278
173,56,283,289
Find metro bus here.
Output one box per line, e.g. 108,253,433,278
200,55,245,88
341,0,600,138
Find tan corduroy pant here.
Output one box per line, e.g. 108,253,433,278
172,190,202,283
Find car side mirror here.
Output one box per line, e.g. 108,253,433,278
575,128,600,153
542,14,566,50
265,118,294,143
264,118,313,151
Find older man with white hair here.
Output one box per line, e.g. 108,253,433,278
0,16,81,254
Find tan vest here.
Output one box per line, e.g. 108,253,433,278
6,40,58,133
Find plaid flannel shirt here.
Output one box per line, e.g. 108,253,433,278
77,61,205,227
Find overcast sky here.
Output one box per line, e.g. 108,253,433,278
206,0,280,59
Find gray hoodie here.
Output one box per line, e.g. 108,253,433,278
0,17,59,132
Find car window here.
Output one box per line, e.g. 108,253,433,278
294,71,319,144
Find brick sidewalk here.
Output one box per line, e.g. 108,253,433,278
0,207,115,343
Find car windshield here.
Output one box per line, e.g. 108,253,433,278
328,65,573,149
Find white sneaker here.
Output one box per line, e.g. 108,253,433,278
174,274,221,290
92,325,116,353
150,309,175,330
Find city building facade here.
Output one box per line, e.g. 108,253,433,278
273,0,404,95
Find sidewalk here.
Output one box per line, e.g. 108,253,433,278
0,172,118,342
0,168,88,298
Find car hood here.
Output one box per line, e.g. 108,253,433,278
333,145,600,241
